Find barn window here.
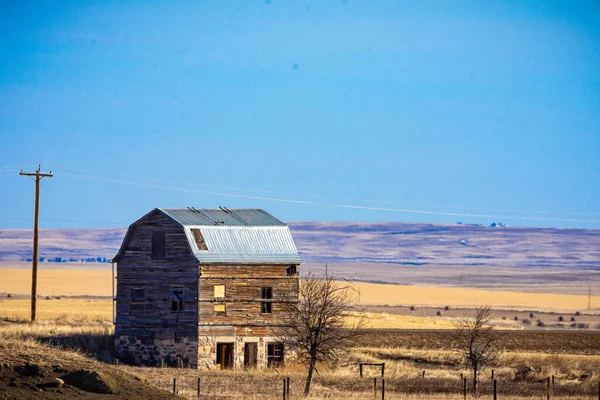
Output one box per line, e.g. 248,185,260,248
191,228,208,251
151,231,166,260
286,266,297,276
170,286,184,311
131,288,145,302
267,343,284,367
261,287,272,314
214,303,226,316
214,285,225,298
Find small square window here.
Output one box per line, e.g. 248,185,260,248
214,285,225,298
170,286,184,311
214,303,226,316
286,266,297,276
131,288,145,302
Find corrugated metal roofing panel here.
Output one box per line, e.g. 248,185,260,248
160,208,285,227
185,225,303,264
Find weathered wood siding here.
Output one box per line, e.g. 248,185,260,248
114,210,199,366
198,264,299,337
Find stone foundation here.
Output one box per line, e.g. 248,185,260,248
198,336,287,369
114,334,198,367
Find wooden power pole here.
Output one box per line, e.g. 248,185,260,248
19,165,53,323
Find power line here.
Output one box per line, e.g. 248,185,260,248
46,165,600,218
55,170,600,225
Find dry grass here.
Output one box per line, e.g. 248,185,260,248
0,268,112,297
0,298,112,323
348,312,460,330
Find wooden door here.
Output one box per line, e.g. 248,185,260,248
244,343,257,368
216,343,233,369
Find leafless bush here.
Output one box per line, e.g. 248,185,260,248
453,306,503,397
274,269,365,396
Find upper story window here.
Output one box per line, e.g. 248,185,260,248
151,231,166,260
214,285,225,298
131,288,145,302
286,265,297,276
261,286,272,314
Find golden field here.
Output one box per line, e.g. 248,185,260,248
0,298,112,323
2,268,598,312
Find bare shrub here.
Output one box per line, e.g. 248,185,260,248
274,270,365,396
453,306,503,397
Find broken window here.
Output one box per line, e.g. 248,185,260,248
170,286,184,311
267,343,284,367
261,286,272,314
131,288,145,302
191,228,208,251
214,303,226,316
151,231,166,260
214,285,225,298
286,265,297,276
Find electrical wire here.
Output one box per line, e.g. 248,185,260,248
52,170,600,225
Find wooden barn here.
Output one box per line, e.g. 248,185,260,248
111,207,302,369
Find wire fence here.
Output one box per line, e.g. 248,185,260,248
154,370,600,400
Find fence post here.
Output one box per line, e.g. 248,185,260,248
382,363,385,378
460,373,463,380
552,375,555,386
546,376,550,400
491,369,494,380
381,378,385,400
422,370,425,378
283,378,287,400
373,377,377,399
493,379,497,400
463,377,467,400
173,377,176,394
360,364,363,378
287,377,290,396
197,377,200,398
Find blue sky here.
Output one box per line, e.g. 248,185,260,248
1,1,599,229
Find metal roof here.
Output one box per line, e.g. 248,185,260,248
184,225,303,264
159,208,285,227
112,208,302,265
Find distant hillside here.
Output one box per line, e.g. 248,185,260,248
0,222,599,269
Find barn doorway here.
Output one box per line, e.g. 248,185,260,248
216,343,234,369
244,343,257,368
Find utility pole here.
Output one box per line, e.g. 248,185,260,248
19,165,53,323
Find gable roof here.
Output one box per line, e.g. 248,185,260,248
112,208,303,264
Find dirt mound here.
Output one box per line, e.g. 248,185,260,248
0,338,180,400
61,369,116,394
